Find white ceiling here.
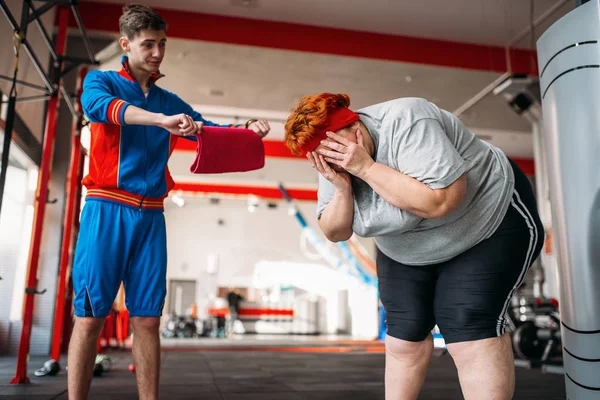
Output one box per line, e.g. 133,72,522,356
90,0,575,48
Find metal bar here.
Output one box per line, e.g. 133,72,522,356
60,86,77,118
27,0,59,23
2,95,50,103
0,95,17,217
22,45,54,92
62,55,99,65
505,45,512,73
0,75,49,93
278,183,373,285
61,56,99,78
452,72,511,117
50,66,86,363
0,0,55,92
31,5,59,62
508,0,570,47
0,0,19,29
60,62,78,78
10,5,69,385
71,4,96,63
61,56,89,64
542,364,565,375
453,0,569,117
20,0,31,38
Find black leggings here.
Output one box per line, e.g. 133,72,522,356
377,158,544,344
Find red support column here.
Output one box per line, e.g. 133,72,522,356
60,145,85,354
11,6,70,385
49,67,87,363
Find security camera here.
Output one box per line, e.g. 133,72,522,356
509,92,534,115
493,74,541,121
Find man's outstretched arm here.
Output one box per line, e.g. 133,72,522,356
81,71,197,136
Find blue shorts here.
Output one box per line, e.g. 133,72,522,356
72,199,167,318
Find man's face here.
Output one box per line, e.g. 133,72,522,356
120,29,166,73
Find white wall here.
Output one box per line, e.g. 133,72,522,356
163,194,378,338
0,164,36,353
253,261,379,338
164,195,328,308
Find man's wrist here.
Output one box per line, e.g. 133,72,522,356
154,112,166,127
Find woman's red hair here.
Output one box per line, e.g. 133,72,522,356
284,93,352,156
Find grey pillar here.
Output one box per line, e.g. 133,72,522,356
537,1,600,398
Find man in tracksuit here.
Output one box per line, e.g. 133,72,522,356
68,4,271,399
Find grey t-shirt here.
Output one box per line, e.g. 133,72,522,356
316,98,515,265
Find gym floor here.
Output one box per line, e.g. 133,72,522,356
0,342,566,399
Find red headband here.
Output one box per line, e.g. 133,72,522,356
300,107,360,155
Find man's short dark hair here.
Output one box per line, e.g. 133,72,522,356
119,4,167,39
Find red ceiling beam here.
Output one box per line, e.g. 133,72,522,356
74,2,537,74
172,182,318,201
174,139,303,159
175,139,535,175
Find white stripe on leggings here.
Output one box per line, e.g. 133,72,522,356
495,190,538,336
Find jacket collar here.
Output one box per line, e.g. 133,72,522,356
118,56,165,84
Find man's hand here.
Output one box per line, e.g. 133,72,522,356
194,121,204,135
160,114,200,136
248,120,271,138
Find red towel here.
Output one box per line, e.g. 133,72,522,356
189,127,265,174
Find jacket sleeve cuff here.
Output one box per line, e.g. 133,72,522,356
107,98,130,125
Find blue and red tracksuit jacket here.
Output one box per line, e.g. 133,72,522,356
80,56,231,210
